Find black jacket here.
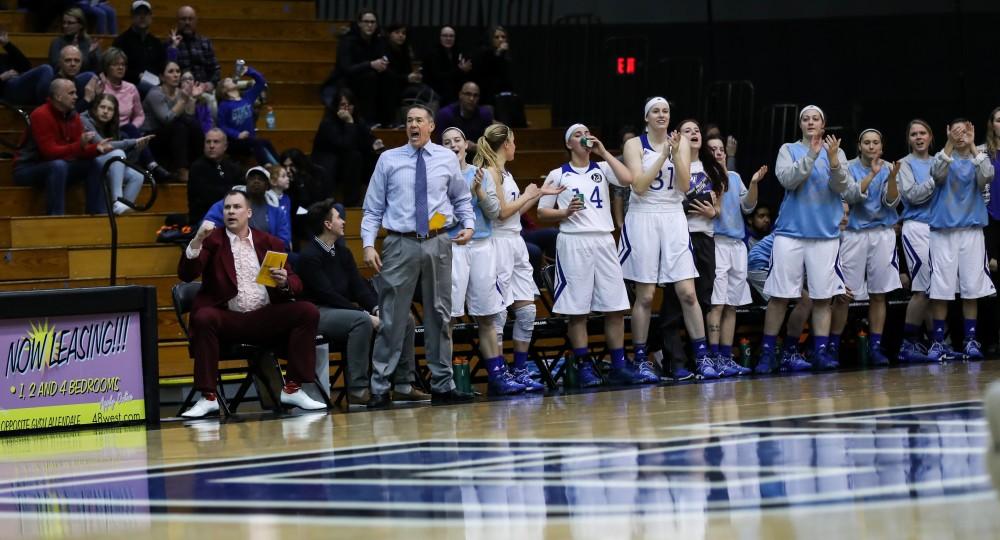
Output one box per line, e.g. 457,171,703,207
187,156,243,223
112,27,167,86
298,238,377,312
0,42,33,92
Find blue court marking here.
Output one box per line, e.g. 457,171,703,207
0,401,990,521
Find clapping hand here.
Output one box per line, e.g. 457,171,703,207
370,57,388,72
81,131,98,146
458,54,472,72
336,109,352,123
0,31,9,47
95,138,114,154
726,135,738,156
0,69,16,82
168,28,182,48
824,134,842,163
539,183,565,197
871,155,884,174
523,183,540,198
750,165,768,183
810,130,824,154
372,139,385,151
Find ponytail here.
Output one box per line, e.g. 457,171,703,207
472,122,513,175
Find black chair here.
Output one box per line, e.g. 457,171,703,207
171,282,333,416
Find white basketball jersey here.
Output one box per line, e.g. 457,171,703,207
628,133,685,212
539,161,618,233
493,169,522,233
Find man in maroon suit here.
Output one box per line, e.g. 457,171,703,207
178,189,325,418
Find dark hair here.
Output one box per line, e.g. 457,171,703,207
89,93,121,140
406,104,435,121
618,124,637,146
385,22,406,34
678,118,727,195
355,7,376,21
949,117,971,128
307,198,345,236
326,87,361,123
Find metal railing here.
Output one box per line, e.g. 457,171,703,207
0,100,30,153
101,156,158,286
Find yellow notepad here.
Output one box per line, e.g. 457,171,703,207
429,212,447,230
255,251,288,287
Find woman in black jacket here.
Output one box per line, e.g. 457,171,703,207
422,25,471,107
311,88,384,206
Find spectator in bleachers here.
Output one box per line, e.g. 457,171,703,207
745,203,772,249
0,30,54,106
80,93,152,214
202,168,292,251
142,62,205,182
171,6,220,115
112,1,169,90
13,79,115,215
422,25,471,107
187,128,242,224
216,63,278,164
470,25,514,106
299,199,427,405
382,23,426,126
264,163,292,228
55,44,100,113
23,0,75,33
312,87,384,206
48,7,100,73
334,8,388,127
433,82,492,155
280,149,327,210
98,46,169,179
75,0,117,35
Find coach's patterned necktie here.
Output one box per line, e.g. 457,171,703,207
415,148,429,235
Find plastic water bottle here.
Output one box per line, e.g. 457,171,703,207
452,357,472,393
739,338,752,367
265,107,276,130
857,330,870,367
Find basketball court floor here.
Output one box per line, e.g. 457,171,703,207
2,361,999,539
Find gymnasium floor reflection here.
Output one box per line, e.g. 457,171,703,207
2,361,999,539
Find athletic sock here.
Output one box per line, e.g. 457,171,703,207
903,323,919,341
932,320,946,343
762,334,777,353
573,347,589,362
814,335,829,355
964,319,978,342
782,338,798,356
634,343,647,360
513,351,529,370
870,333,882,350
610,348,626,370
719,345,733,359
691,338,708,359
710,343,720,355
831,334,842,350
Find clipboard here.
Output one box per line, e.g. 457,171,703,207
255,250,288,287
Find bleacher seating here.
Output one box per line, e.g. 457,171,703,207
0,0,568,390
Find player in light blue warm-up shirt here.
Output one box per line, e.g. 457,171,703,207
758,105,849,374
830,129,901,367
924,118,996,362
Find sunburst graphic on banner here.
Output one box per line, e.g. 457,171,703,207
25,320,57,373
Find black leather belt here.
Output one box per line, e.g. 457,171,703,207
386,228,447,239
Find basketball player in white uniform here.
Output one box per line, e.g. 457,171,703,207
475,123,561,392
441,127,525,395
537,123,642,387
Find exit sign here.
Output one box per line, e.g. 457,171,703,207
616,56,636,75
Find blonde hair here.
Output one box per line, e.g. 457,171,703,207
472,123,513,173
986,107,1000,159
63,7,89,40
264,163,286,184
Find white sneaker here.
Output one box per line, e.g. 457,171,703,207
280,388,327,411
181,397,220,418
112,201,132,215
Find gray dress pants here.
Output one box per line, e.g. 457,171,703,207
370,233,454,394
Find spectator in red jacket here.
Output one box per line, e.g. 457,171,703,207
13,78,114,215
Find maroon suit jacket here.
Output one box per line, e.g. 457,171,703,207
177,227,302,314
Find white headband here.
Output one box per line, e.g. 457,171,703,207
858,128,882,142
442,126,466,140
799,105,825,122
245,166,270,180
564,123,587,144
644,97,669,118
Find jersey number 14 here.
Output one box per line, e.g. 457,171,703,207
572,187,603,208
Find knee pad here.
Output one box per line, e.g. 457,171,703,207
512,304,536,343
493,309,508,337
